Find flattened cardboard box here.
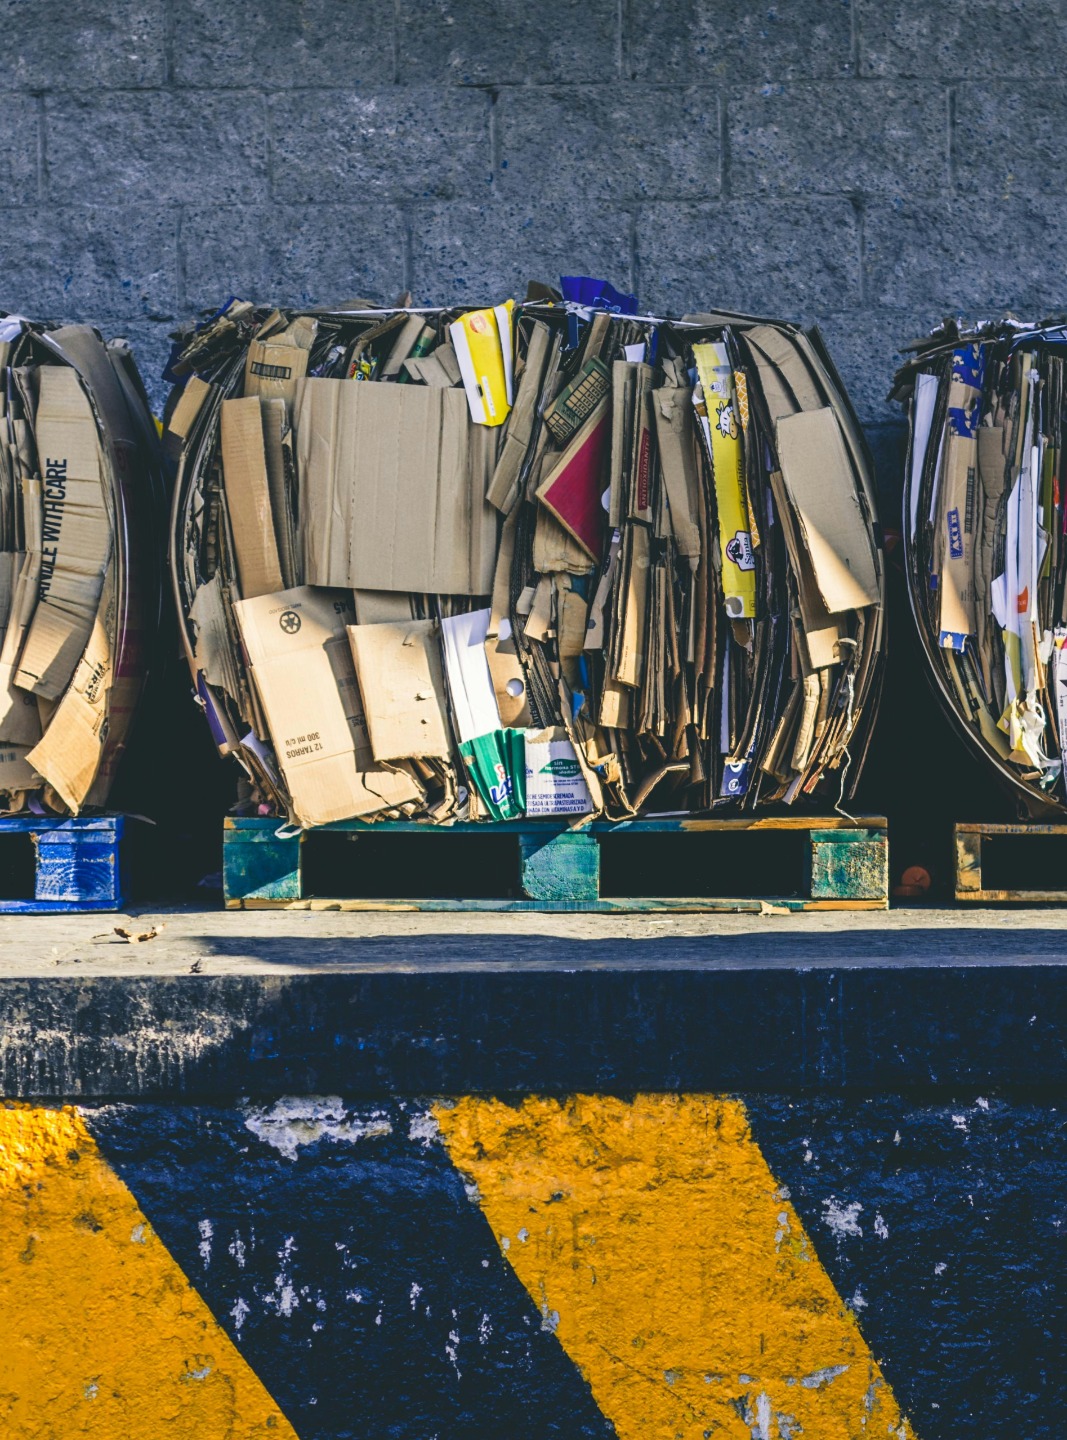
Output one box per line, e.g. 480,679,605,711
15,366,110,700
296,379,496,596
347,619,451,762
221,396,284,599
524,727,593,816
776,407,879,615
233,585,420,828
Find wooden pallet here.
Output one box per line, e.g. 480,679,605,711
0,815,130,913
956,821,1067,902
223,814,889,912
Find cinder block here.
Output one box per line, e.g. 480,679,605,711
858,0,1067,78
46,93,268,205
863,197,1067,314
637,200,862,317
0,95,42,204
172,0,396,87
0,206,178,319
497,86,720,202
955,84,1067,199
396,0,617,84
729,82,947,197
626,0,853,82
6,0,164,88
269,89,491,204
181,204,408,312
410,199,633,306
814,308,934,428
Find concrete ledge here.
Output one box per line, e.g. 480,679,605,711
2,906,1066,1098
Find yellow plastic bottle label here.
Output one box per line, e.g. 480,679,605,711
694,342,756,618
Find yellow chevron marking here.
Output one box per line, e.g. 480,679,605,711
436,1095,915,1440
0,1103,297,1438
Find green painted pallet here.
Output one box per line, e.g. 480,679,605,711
223,814,889,912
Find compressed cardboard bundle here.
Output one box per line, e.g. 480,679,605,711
0,319,162,815
167,291,884,829
895,318,1067,814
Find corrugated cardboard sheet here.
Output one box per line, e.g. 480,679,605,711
234,585,421,827
296,380,496,595
348,619,451,762
15,366,110,700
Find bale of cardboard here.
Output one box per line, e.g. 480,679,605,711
165,285,884,830
0,318,163,815
893,316,1067,816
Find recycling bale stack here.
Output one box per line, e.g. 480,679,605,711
166,286,888,909
895,317,1067,900
0,319,162,910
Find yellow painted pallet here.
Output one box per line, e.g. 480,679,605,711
955,821,1067,902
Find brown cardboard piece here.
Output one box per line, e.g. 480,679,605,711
380,316,430,379
233,585,421,828
220,397,285,599
0,520,43,747
25,560,115,812
615,525,650,687
776,407,879,615
15,366,111,700
487,321,552,515
244,323,313,411
0,743,41,796
558,584,589,658
653,383,701,561
766,465,842,671
974,423,1005,685
609,362,635,528
937,430,978,644
352,590,414,625
485,506,532,727
166,375,213,443
261,398,298,590
189,574,243,710
296,379,495,595
347,619,451,762
402,345,462,389
532,505,596,576
41,325,154,806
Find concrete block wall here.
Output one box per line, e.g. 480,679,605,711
1,0,1064,485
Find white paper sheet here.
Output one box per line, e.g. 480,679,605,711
440,608,501,743
910,372,939,537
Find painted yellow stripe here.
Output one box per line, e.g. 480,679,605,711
436,1094,915,1440
0,1103,297,1438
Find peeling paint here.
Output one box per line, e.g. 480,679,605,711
407,1110,441,1148
822,1197,863,1239
801,1364,849,1389
244,1097,392,1161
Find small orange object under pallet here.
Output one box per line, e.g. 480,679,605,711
223,814,889,913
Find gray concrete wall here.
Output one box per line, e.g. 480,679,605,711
0,4,1059,471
